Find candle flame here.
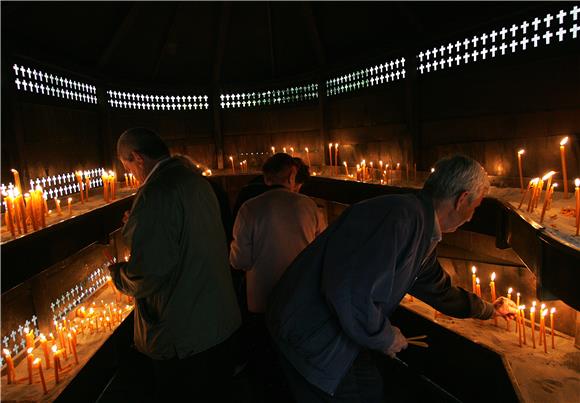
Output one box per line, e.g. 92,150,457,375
229,156,233,161
532,300,537,307
328,143,332,148
335,143,339,148
575,178,580,187
541,309,547,317
541,303,546,309
3,348,11,356
520,305,526,310
560,136,568,146
542,171,556,180
552,183,558,188
476,277,480,285
67,333,72,339
531,177,540,185
40,334,46,341
430,168,435,173
550,308,556,314
531,307,535,313
518,149,525,155
52,345,58,353
343,161,347,166
491,272,496,281
508,287,513,294
517,292,520,297
24,327,29,334
471,266,477,274
33,357,41,366
27,347,33,354
305,147,309,152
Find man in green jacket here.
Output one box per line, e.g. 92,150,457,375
109,127,241,401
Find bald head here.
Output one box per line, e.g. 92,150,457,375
117,128,170,161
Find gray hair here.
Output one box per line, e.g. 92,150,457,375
117,128,170,161
423,155,489,204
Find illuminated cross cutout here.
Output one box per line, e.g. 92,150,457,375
32,69,38,80
532,33,540,47
572,6,580,21
22,80,28,91
543,30,553,44
439,46,445,56
432,48,438,58
10,330,17,342
490,45,498,57
510,40,518,52
510,24,518,37
532,17,541,31
64,78,69,88
419,64,425,74
556,26,566,41
426,62,431,72
500,43,508,55
490,30,498,42
455,54,462,65
447,43,454,54
20,66,25,76
15,78,21,90
425,49,431,59
472,50,479,61
463,38,470,49
520,37,529,50
447,57,453,67
13,64,19,75
401,70,406,79
26,67,32,78
432,60,438,71
34,83,39,93
472,35,479,47
571,24,580,38
544,13,553,28
481,48,487,60
499,27,508,40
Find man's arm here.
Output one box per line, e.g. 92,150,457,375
409,253,495,319
109,187,180,298
229,204,253,271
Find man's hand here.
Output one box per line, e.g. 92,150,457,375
385,326,408,358
493,297,517,320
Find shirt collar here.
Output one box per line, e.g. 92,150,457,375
432,210,443,243
142,157,171,186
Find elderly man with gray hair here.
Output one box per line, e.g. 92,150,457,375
266,154,517,403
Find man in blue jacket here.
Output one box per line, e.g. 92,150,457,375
266,154,516,402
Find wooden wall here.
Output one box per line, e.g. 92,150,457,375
2,32,579,189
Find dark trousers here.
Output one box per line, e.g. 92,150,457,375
279,349,384,403
151,335,235,403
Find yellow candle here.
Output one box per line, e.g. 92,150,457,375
560,137,569,198
550,308,556,349
530,306,536,349
33,357,48,394
52,345,60,384
3,348,15,384
328,143,333,172
290,147,294,157
24,327,34,349
541,309,548,353
520,305,527,345
490,273,496,301
68,197,73,216
334,143,339,175
27,347,34,384
343,161,349,176
539,304,546,346
39,334,51,369
517,306,522,347
54,197,62,216
517,150,525,192
102,171,109,202
541,183,557,223
271,146,275,155
68,334,78,364
471,266,477,294
475,277,481,297
124,173,129,187
305,148,311,167
229,156,235,174
575,179,579,236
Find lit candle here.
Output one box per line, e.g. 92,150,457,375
328,143,333,173
68,333,78,364
124,173,129,187
52,345,60,384
475,277,481,297
40,333,51,369
55,197,62,216
530,306,536,349
540,183,557,223
229,156,235,174
290,147,294,157
541,309,548,353
102,171,109,202
520,305,527,345
334,143,339,175
541,171,556,206
68,197,72,216
471,266,477,294
490,273,496,301
343,161,349,176
3,348,15,384
33,357,48,394
25,327,34,349
271,146,275,155
560,137,569,198
305,147,311,167
515,292,521,334
539,303,546,346
575,179,579,236
507,287,513,300
550,308,556,349
523,177,539,211
517,150,525,192
27,347,34,384
517,306,522,347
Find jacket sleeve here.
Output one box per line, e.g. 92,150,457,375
321,208,416,351
110,186,181,299
409,253,495,319
229,203,254,271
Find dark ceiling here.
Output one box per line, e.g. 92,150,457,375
2,2,551,89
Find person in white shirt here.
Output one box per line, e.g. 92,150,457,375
230,152,326,401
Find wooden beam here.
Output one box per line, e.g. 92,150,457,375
151,5,180,80
212,2,231,169
300,2,326,67
97,4,139,70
